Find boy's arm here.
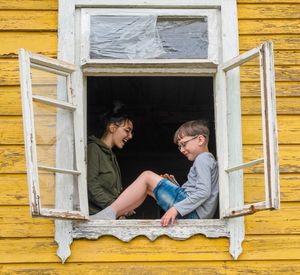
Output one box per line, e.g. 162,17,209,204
173,156,212,216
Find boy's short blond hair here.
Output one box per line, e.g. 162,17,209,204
173,120,210,144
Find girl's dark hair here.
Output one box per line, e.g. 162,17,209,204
95,101,133,138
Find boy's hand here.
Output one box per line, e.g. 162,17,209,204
161,173,179,186
161,207,178,227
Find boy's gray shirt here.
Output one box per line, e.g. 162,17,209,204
174,152,219,219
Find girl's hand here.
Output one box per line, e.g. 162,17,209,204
161,207,178,227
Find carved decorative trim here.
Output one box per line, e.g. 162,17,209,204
72,220,229,241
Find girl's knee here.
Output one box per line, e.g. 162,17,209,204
140,170,156,180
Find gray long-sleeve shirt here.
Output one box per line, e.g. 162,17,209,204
174,152,219,219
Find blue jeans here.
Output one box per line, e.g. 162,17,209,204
153,179,199,219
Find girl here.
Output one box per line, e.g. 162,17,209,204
87,102,133,215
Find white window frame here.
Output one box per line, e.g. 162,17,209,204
80,8,219,66
18,49,89,221
18,0,280,263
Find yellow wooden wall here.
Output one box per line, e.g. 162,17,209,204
0,0,300,274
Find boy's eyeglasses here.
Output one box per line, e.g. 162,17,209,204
178,135,199,151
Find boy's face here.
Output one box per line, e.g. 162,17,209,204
177,135,206,161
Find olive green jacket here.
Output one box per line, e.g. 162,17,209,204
87,136,122,214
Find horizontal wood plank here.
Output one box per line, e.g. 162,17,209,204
0,86,21,115
0,174,28,205
0,173,298,206
242,144,300,173
240,66,300,82
244,173,300,203
1,114,299,144
241,115,300,144
1,235,300,263
2,59,299,85
0,11,57,31
245,202,300,235
0,0,57,10
1,261,300,275
239,34,300,50
0,206,54,238
238,4,300,19
0,32,57,58
1,202,299,238
239,19,300,35
242,98,300,115
0,82,298,117
0,145,299,173
241,81,300,97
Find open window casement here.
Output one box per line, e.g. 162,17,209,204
19,49,89,220
218,41,280,220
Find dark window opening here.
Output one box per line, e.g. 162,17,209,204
87,76,216,219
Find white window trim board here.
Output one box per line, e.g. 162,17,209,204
55,0,240,263
40,0,279,263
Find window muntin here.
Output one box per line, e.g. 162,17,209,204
81,8,219,64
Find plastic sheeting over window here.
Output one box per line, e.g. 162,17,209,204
90,15,208,59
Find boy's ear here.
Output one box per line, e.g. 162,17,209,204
198,135,206,146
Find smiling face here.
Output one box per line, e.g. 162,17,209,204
177,134,207,161
110,119,133,149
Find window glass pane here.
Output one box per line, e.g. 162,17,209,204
90,15,208,59
157,18,208,59
31,67,68,102
33,102,76,171
39,170,79,211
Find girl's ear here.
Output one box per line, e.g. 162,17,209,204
107,123,117,133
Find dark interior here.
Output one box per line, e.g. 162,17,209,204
87,76,216,219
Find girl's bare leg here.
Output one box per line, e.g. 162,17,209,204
111,171,162,217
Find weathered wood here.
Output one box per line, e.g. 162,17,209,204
73,219,229,241
242,50,300,66
0,32,57,58
0,144,298,173
242,98,300,115
245,202,300,235
242,115,300,144
2,235,300,263
0,0,57,10
239,19,300,35
244,174,300,203
242,145,300,173
240,35,300,50
0,173,298,206
240,66,300,82
0,206,54,237
0,146,25,173
1,202,300,238
1,261,300,275
238,4,300,19
241,81,300,97
0,11,57,31
0,86,21,115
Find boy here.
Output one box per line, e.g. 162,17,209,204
90,120,219,226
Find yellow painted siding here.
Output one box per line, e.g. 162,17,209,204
0,0,299,274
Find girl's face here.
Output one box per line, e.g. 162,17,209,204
111,120,133,149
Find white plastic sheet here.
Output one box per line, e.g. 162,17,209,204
90,15,208,59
